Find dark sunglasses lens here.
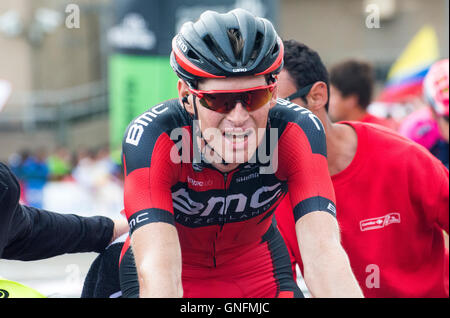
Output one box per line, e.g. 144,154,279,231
245,89,272,111
200,89,272,113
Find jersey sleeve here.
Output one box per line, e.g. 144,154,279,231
275,107,336,223
122,108,181,235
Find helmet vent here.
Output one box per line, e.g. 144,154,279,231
250,31,264,62
203,34,227,64
271,41,279,57
187,49,200,62
227,28,243,61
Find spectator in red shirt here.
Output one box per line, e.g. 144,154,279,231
275,40,449,298
328,59,398,130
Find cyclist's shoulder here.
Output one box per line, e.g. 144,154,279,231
123,98,191,147
269,98,324,130
128,98,189,129
270,98,326,155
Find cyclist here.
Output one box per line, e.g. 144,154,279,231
119,9,362,298
275,40,449,297
399,58,449,168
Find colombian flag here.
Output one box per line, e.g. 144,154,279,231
377,26,440,103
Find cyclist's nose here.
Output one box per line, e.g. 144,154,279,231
226,102,249,125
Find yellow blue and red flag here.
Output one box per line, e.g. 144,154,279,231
378,25,440,103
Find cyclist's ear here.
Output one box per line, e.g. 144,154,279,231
305,81,328,112
178,80,194,114
269,85,278,109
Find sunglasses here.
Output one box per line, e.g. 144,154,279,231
285,83,314,101
188,82,277,114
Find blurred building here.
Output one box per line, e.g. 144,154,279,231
0,0,448,161
280,0,449,63
279,0,449,78
0,0,112,159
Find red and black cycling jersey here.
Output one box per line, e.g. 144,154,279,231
121,98,336,268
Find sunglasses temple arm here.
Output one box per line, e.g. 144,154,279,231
286,84,314,101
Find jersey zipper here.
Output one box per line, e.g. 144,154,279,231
220,172,228,231
213,171,229,268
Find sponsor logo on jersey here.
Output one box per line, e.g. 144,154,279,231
277,98,323,130
359,213,401,231
277,98,304,111
126,104,169,146
327,202,336,214
187,176,213,188
128,212,150,231
236,172,259,183
172,182,283,227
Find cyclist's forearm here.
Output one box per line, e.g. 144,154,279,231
131,223,183,298
138,264,183,298
303,244,363,298
296,212,363,298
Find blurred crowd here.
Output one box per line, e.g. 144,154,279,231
326,58,449,169
7,145,124,217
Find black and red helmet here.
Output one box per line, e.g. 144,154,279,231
170,8,284,88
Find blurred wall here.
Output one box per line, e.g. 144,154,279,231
0,0,33,105
279,0,449,68
29,0,110,91
0,115,109,159
0,0,112,161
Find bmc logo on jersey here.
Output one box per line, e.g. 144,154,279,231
277,98,323,131
360,213,401,231
172,182,283,226
126,104,169,146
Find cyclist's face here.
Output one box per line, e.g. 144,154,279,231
193,75,277,167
